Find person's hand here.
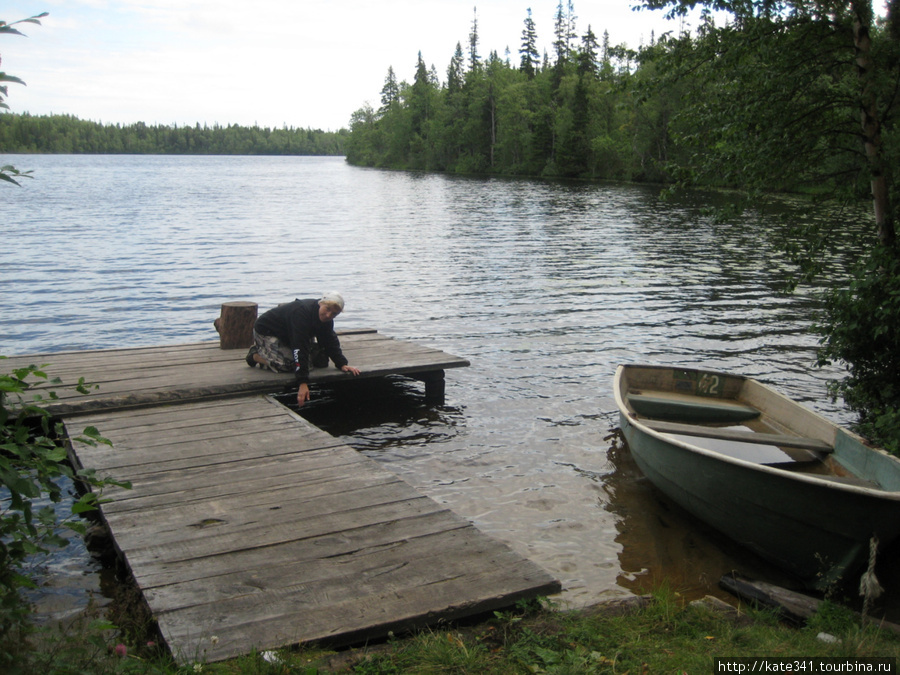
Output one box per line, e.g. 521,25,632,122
297,383,310,406
342,365,361,376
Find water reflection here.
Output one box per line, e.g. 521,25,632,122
602,434,800,600
277,377,466,454
17,476,116,624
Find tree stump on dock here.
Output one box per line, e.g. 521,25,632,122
214,301,257,349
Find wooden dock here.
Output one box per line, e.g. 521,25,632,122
6,331,560,663
12,330,466,417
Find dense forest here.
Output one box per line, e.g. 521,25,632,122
0,113,347,155
346,5,692,182
345,2,882,195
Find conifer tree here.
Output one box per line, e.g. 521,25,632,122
379,66,400,116
552,0,578,67
409,52,432,136
468,7,481,72
567,0,578,54
520,7,540,78
447,42,465,95
578,25,600,77
553,0,568,66
600,30,614,80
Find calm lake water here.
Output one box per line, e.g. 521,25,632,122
1,154,883,621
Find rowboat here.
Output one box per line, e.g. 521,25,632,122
614,364,900,590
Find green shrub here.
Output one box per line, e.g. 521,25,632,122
1,359,128,655
818,243,900,454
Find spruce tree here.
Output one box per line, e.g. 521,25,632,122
520,8,540,78
553,0,568,66
379,66,400,116
468,7,481,72
578,25,600,77
410,52,432,136
447,42,465,95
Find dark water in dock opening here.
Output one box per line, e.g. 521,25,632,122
3,154,894,623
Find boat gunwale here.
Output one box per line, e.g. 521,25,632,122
613,364,900,500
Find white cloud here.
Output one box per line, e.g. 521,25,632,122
3,0,694,131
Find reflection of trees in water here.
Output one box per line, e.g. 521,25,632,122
601,431,797,602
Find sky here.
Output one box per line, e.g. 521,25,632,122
3,0,697,132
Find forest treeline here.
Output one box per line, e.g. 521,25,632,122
343,3,869,192
0,113,347,155
345,5,683,181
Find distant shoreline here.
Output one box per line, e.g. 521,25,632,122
0,112,348,156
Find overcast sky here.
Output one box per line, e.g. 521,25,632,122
3,0,696,131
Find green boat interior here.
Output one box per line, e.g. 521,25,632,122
625,390,883,489
627,392,761,424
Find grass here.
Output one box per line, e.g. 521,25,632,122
6,586,900,674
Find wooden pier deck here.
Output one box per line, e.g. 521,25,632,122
6,332,560,663
11,329,468,417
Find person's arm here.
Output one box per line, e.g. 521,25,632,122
291,345,311,385
291,347,312,406
317,324,359,375
321,331,360,376
316,324,347,369
288,302,316,405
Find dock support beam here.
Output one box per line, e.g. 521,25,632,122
412,370,446,404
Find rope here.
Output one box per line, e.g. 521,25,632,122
859,535,883,618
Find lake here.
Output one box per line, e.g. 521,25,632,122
1,154,877,621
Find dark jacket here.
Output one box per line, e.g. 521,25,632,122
254,298,348,384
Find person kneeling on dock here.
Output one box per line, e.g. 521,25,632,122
246,292,361,406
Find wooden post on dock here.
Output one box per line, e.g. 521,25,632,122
214,301,258,349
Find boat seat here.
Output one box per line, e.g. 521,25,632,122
642,419,834,454
627,393,761,424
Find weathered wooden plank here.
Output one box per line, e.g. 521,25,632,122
96,446,376,513
720,574,900,635
82,409,304,443
105,478,419,547
145,527,542,614
78,424,347,474
64,394,557,663
6,342,215,366
86,407,302,440
71,415,339,464
9,329,378,363
74,396,253,428
108,462,412,532
118,493,446,569
12,333,464,375
158,556,559,664
80,404,291,438
133,510,472,589
8,332,469,416
106,480,427,552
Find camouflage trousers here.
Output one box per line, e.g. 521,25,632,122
252,331,327,373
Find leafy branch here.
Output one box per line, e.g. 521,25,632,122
1,12,47,186
1,357,130,645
